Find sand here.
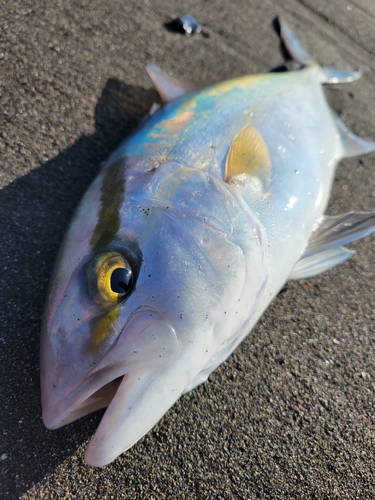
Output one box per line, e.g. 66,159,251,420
1,0,375,498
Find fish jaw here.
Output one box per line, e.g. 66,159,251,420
84,361,186,466
41,306,182,444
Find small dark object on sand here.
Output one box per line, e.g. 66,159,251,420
166,15,202,35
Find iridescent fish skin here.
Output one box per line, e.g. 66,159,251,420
40,21,375,466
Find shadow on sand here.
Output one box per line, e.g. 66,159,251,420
0,78,158,498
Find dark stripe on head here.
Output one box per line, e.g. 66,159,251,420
91,159,126,251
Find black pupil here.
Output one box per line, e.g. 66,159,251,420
111,267,132,294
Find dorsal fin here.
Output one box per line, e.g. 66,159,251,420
145,63,200,102
225,124,271,186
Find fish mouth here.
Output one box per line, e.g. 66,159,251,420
42,306,183,466
74,376,124,418
42,375,125,428
42,367,131,430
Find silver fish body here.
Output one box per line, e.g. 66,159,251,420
40,21,375,466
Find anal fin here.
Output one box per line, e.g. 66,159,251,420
305,211,375,256
289,247,353,280
290,211,375,280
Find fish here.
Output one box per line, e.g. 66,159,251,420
40,19,375,467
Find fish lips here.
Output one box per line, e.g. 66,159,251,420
42,305,182,465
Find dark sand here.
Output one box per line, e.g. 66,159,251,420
1,1,375,498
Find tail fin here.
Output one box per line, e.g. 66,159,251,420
278,17,361,84
321,67,361,84
279,18,313,67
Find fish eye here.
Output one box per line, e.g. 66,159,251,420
87,252,133,307
110,267,132,294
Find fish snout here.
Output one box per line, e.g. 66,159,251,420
41,306,182,435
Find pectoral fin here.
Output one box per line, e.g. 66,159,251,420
225,124,271,188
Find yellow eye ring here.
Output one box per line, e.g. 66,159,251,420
87,252,133,307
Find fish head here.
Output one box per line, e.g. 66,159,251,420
41,160,267,466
